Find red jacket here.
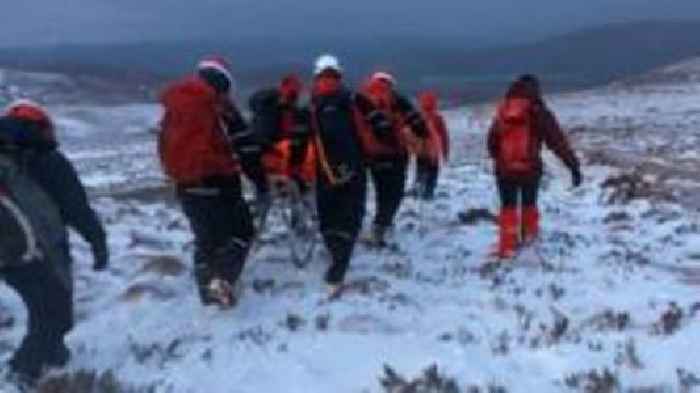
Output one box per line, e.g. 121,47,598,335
358,79,427,161
420,110,449,166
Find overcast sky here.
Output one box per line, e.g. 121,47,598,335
2,0,700,47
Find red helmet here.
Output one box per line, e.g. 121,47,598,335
419,91,439,112
5,100,55,141
279,74,303,102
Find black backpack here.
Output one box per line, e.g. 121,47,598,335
310,88,366,185
248,89,282,147
0,152,67,271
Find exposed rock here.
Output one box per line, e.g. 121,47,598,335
601,170,675,205
652,302,683,336
677,369,700,393
583,309,631,332
37,370,155,393
315,313,330,331
458,208,497,226
139,255,187,277
282,313,306,332
252,279,276,294
121,281,177,303
381,364,462,393
562,369,619,393
603,211,633,225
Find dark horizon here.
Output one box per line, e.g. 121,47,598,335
2,0,700,48
1,18,699,106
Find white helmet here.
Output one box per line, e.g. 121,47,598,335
314,54,342,76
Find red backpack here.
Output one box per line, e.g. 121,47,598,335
497,98,536,176
158,77,238,184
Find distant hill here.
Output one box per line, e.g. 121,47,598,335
434,19,700,101
0,19,699,104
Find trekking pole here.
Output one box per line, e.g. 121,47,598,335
250,176,274,255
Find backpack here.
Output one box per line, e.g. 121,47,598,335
0,153,67,270
158,77,238,184
496,98,536,176
249,89,282,146
310,84,365,185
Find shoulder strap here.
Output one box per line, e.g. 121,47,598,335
0,155,44,263
308,103,339,186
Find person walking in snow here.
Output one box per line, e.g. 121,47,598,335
487,75,582,259
0,100,108,386
359,72,428,247
158,56,258,308
308,55,393,296
248,74,314,196
414,91,450,200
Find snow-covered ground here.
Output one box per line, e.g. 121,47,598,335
2,61,700,392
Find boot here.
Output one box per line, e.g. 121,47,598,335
4,368,38,392
206,278,237,309
522,206,540,245
194,262,216,306
47,345,70,369
326,283,344,299
216,238,249,289
46,338,71,369
8,347,43,387
498,207,519,260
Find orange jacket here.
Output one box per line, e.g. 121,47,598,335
262,138,316,183
420,111,449,166
418,92,449,165
358,79,427,160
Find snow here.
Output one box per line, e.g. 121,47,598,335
3,60,700,392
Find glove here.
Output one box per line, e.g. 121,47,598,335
92,242,109,272
571,167,582,188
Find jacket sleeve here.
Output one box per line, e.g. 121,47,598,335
221,99,248,138
539,109,580,170
40,152,107,255
222,98,268,193
394,94,427,138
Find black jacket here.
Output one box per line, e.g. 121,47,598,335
0,117,107,261
249,88,311,168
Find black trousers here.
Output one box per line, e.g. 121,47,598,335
416,158,439,200
496,176,541,208
369,157,408,228
316,172,367,284
2,258,73,380
178,176,254,303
